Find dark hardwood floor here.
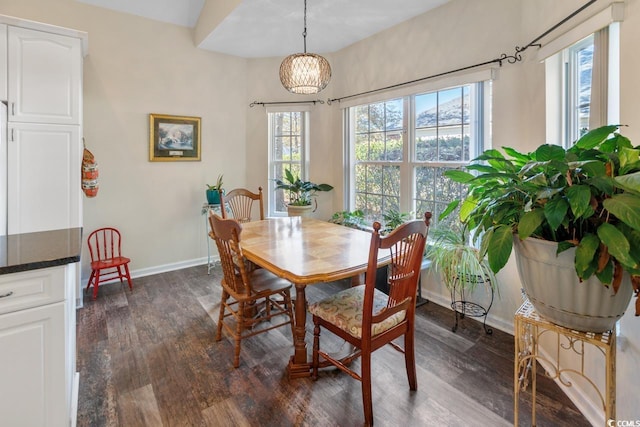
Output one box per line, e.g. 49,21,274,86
76,265,588,426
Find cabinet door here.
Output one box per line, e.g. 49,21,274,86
7,123,81,234
0,302,67,427
8,26,81,124
0,24,7,101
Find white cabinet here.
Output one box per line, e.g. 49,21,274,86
7,123,81,234
0,24,7,101
0,265,76,427
2,21,84,235
7,26,81,124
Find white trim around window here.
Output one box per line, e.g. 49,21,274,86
266,106,311,217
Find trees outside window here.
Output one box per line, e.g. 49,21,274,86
346,82,490,226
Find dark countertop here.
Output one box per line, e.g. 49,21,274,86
0,228,82,275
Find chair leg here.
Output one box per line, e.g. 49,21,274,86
92,270,101,300
86,270,96,294
404,329,418,391
216,291,227,341
124,263,133,291
233,302,244,368
361,350,374,426
117,266,125,284
312,322,320,380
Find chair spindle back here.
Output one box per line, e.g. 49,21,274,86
88,227,123,263
209,213,252,297
365,212,431,326
220,187,264,223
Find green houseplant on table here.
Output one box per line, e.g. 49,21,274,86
206,174,224,205
442,125,640,332
274,168,333,217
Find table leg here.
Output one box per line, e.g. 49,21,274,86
287,283,312,379
351,273,364,286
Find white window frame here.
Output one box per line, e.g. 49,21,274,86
344,80,491,226
267,107,310,217
542,2,623,147
564,35,595,146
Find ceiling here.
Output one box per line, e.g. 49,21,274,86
76,0,449,58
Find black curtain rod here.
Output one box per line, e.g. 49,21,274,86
327,0,598,105
249,100,325,107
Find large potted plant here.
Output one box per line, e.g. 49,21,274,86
426,223,497,333
442,125,640,332
274,168,333,217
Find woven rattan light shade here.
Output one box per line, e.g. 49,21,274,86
279,52,331,94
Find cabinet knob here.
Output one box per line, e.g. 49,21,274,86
0,291,14,298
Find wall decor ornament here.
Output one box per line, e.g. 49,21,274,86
149,114,201,161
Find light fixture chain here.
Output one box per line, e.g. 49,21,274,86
279,0,331,94
303,0,307,53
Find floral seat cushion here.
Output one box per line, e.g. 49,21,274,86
308,285,407,339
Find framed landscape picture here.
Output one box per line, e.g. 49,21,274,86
149,114,201,161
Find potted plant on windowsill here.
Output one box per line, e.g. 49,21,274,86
329,209,367,230
441,125,640,332
206,174,224,205
274,168,333,217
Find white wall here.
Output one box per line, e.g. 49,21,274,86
0,0,248,280
3,0,639,422
244,0,640,423
614,0,640,420
244,56,338,220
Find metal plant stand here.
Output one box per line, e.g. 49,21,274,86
514,299,616,425
202,203,222,274
450,275,494,334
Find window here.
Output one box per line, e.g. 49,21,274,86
545,25,619,148
346,82,490,226
566,35,594,144
268,110,308,216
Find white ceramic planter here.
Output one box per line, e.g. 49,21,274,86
286,204,313,217
513,236,633,333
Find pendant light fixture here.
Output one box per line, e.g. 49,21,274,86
279,0,331,94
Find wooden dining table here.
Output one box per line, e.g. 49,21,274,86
239,216,390,379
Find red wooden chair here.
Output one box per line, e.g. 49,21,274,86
309,212,431,426
86,227,133,300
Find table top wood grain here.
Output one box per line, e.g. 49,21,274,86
239,217,389,285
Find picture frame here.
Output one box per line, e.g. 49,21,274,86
149,114,201,161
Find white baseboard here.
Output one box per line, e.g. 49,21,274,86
536,345,603,427
77,256,221,309
127,256,217,279
71,372,79,427
421,289,601,426
420,289,513,335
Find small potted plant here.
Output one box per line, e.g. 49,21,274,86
274,168,333,217
441,125,640,332
382,209,411,235
329,209,366,229
206,174,224,205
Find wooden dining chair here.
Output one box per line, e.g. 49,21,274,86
309,212,432,426
219,187,264,223
208,212,294,368
86,227,133,300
